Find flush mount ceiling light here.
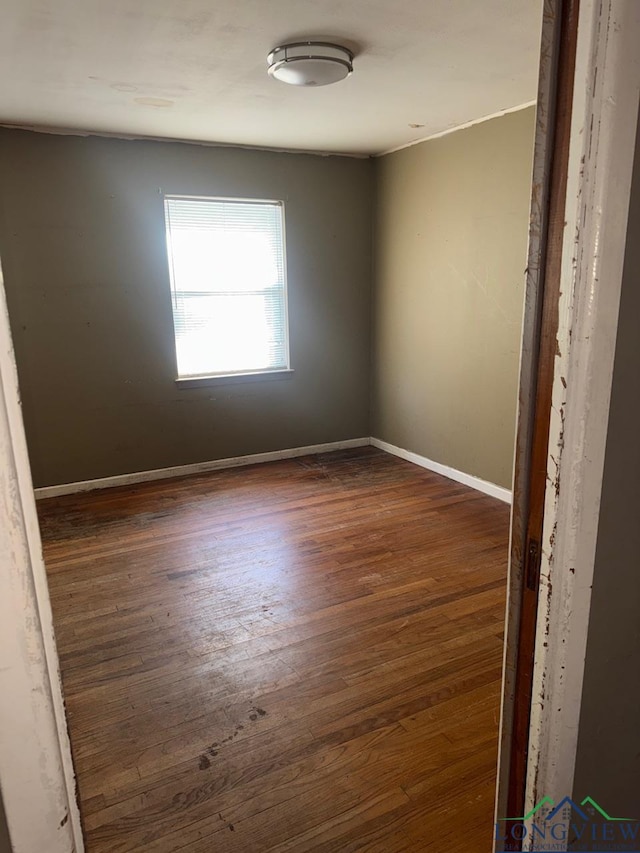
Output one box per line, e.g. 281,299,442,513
267,42,354,87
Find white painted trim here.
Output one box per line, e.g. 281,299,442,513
370,437,512,504
524,0,640,840
34,437,370,499
0,262,83,849
377,100,537,157
35,436,513,505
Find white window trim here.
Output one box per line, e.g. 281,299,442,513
163,194,291,382
175,367,295,389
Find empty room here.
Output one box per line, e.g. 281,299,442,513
0,1,543,851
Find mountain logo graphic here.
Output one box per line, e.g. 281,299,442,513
545,797,589,822
501,795,635,823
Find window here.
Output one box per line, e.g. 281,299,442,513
164,195,290,380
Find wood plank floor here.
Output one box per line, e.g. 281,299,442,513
38,447,510,853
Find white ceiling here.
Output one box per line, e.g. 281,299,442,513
0,0,542,156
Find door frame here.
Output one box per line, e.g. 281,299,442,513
525,0,640,816
498,0,581,828
0,263,83,852
496,0,640,841
0,3,638,850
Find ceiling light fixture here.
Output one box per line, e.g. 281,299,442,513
267,42,354,87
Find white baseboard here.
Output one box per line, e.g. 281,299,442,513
34,436,512,504
370,437,512,504
34,438,370,500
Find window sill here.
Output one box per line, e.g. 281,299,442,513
175,369,295,389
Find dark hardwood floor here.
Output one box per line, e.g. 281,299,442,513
38,447,510,852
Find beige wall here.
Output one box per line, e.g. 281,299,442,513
372,107,535,489
572,115,640,816
0,130,373,487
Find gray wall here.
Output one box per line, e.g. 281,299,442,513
372,107,535,489
0,130,373,487
571,115,640,817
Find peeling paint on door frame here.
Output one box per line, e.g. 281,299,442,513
494,0,562,831
514,0,640,845
0,258,83,851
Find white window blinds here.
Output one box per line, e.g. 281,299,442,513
164,196,289,379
